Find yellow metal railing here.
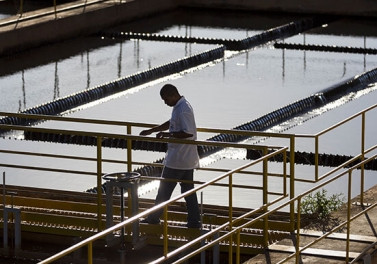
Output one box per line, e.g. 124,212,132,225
34,146,288,264
0,111,290,230
295,104,376,179
188,146,377,264
286,145,377,264
150,146,289,264
0,102,376,263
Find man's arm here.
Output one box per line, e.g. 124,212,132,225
139,121,170,136
164,131,193,139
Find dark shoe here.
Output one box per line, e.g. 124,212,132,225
141,218,160,224
186,222,201,228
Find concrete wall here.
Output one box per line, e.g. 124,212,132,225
0,0,376,56
183,0,377,17
0,0,177,55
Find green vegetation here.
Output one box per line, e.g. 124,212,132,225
300,189,344,232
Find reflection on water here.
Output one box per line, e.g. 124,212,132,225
0,9,376,200
0,39,215,112
1,9,376,115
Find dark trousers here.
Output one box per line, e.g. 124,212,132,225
148,166,200,225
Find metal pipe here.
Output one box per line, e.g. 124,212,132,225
346,170,352,263
2,172,5,208
228,173,233,263
96,136,103,231
360,113,365,204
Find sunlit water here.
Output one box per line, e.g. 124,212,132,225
0,9,376,209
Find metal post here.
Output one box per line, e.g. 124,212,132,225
236,230,241,264
283,149,287,196
213,231,219,264
290,136,296,231
200,193,206,264
228,173,233,263
18,0,24,17
88,242,93,264
103,172,140,247
296,198,301,264
97,136,103,231
346,170,352,263
263,147,269,247
130,182,139,245
360,113,365,205
2,172,6,249
54,0,57,19
105,181,114,244
163,206,168,257
200,229,206,264
3,198,21,250
2,172,5,208
120,187,125,249
315,135,319,181
127,125,132,172
2,173,21,250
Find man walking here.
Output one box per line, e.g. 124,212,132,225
140,84,201,228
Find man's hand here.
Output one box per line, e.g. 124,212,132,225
156,132,170,138
139,129,152,136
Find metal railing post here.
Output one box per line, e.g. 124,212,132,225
163,206,168,257
283,149,287,196
213,231,220,264
228,173,233,264
236,230,241,264
360,113,365,205
263,147,269,247
18,0,24,17
346,170,352,263
127,125,132,172
289,136,296,231
87,242,93,264
296,198,301,264
54,0,57,19
315,135,319,181
97,136,103,231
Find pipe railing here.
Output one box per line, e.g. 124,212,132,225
0,103,376,263
169,145,377,264
35,145,288,264
288,145,377,264
293,103,377,184
0,111,290,231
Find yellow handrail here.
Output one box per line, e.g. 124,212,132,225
0,102,375,263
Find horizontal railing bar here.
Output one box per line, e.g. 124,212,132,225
316,104,377,137
0,163,97,176
0,123,282,151
0,111,296,140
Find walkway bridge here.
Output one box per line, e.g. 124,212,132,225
0,103,376,263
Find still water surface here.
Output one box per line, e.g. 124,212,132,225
0,9,376,208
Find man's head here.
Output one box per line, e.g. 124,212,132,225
160,84,181,107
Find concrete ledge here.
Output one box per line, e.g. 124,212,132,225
184,0,377,17
0,0,177,56
0,0,376,56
